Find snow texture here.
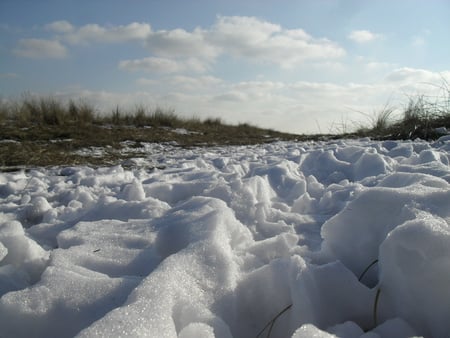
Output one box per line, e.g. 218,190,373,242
1,138,450,337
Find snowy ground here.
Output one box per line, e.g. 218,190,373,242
1,137,450,338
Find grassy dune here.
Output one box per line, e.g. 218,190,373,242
0,97,301,168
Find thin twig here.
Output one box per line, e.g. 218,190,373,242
256,303,293,338
373,288,381,328
358,259,379,282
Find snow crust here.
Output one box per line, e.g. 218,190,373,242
1,138,450,337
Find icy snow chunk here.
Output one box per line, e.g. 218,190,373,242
419,149,439,163
24,196,52,225
178,322,216,338
289,260,373,332
306,175,324,199
379,212,450,337
327,321,364,337
0,242,7,261
155,197,252,259
0,265,139,338
247,232,298,264
251,161,306,201
56,219,160,278
212,157,229,169
80,196,169,222
0,221,49,295
377,172,448,189
144,181,213,205
300,149,351,183
78,196,250,337
292,323,336,337
231,256,301,337
292,192,318,214
120,179,146,201
232,257,372,337
387,143,413,158
319,188,416,283
353,152,392,181
371,318,417,338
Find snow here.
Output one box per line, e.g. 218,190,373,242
0,138,450,337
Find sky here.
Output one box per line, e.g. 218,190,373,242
1,0,450,134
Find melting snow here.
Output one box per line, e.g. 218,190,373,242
1,138,450,337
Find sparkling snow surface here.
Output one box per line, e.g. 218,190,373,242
1,138,450,338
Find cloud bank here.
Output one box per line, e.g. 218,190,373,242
27,16,345,71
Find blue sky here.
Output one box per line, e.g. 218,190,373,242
1,0,449,133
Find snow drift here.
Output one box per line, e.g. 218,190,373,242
1,137,450,337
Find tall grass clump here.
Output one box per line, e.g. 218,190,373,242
356,104,396,136
68,99,95,125
149,108,180,127
358,81,450,140
5,95,96,127
0,99,9,124
21,96,67,125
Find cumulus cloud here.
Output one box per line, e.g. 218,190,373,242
348,30,382,43
168,75,223,90
208,16,345,67
45,20,74,33
119,57,183,73
141,16,345,70
146,28,219,61
385,67,447,83
14,38,68,59
119,56,209,74
62,22,152,44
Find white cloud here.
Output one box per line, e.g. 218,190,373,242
140,16,345,71
136,78,159,86
168,75,223,90
14,38,68,59
208,16,345,68
385,67,443,83
210,15,283,45
45,20,74,34
146,28,219,61
63,22,152,44
310,61,346,73
119,57,183,73
348,30,383,43
119,56,209,74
